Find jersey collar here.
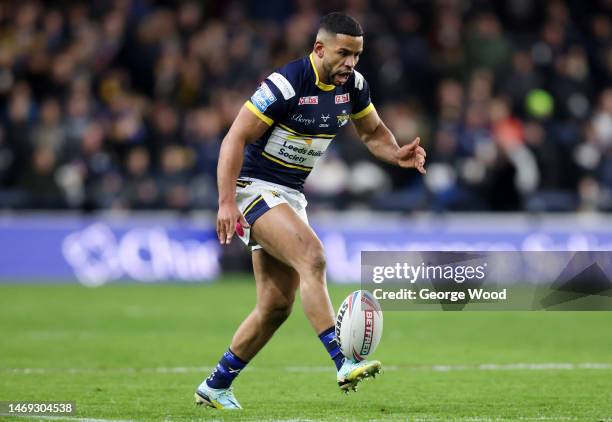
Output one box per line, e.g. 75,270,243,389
309,53,336,92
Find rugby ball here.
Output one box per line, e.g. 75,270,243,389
335,290,383,362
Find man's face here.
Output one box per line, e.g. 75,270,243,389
321,34,363,86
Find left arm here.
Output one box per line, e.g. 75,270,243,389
352,107,426,174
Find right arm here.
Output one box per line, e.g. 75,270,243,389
216,103,271,244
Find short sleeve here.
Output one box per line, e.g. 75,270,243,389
350,70,375,120
246,72,296,125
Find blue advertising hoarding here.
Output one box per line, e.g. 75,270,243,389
1,213,612,285
0,215,221,286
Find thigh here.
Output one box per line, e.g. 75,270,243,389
252,248,299,308
250,203,324,270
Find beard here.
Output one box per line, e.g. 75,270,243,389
322,61,335,84
323,62,351,86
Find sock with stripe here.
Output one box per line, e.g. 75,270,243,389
319,326,345,370
205,348,248,389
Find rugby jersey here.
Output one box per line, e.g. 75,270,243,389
241,53,374,191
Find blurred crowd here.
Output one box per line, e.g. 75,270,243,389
0,0,611,213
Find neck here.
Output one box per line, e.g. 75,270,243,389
311,53,329,83
309,53,336,91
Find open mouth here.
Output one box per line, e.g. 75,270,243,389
336,71,351,84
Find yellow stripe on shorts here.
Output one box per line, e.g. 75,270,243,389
243,195,264,217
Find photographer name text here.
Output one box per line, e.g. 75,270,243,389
373,288,507,302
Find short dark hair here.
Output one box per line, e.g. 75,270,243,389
319,12,363,37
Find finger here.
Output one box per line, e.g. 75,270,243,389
397,144,413,159
225,218,235,244
416,159,426,174
406,137,420,151
416,146,426,157
217,218,227,244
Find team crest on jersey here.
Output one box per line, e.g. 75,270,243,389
251,82,276,112
335,93,350,104
337,110,350,127
298,96,318,105
319,113,331,128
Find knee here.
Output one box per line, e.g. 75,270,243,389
258,299,294,327
298,241,327,276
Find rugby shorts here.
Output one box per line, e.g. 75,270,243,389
235,177,308,251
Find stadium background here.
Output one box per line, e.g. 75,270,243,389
1,0,611,420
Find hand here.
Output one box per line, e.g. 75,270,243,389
396,137,426,174
217,201,249,245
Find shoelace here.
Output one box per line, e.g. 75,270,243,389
218,388,233,397
218,388,236,401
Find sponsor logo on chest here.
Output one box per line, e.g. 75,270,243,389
298,96,319,105
290,113,315,126
335,93,350,104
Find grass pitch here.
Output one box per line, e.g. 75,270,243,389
1,279,611,421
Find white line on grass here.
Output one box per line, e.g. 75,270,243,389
28,416,136,422
410,418,582,422
3,366,214,374
286,362,612,372
23,416,600,422
428,362,610,371
4,362,612,375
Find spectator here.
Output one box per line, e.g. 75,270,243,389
0,0,609,213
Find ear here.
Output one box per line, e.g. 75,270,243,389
313,40,325,58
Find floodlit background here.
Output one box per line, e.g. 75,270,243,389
0,1,611,420
1,0,611,212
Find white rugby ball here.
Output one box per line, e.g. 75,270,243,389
335,290,383,362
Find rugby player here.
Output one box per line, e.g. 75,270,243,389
195,12,426,410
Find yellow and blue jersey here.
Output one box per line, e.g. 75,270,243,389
241,53,375,191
